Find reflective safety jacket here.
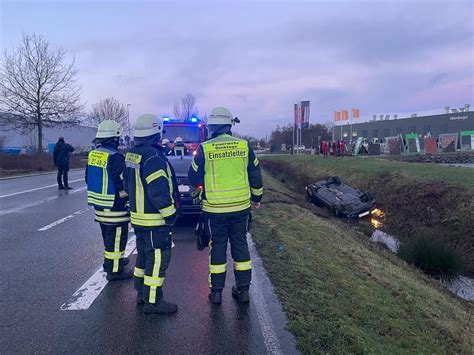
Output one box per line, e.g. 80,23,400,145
173,142,187,156
85,146,130,224
188,134,263,214
124,141,178,229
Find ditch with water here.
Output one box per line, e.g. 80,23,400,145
369,228,474,301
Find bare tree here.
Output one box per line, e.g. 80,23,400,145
0,33,82,165
174,93,198,120
87,97,128,128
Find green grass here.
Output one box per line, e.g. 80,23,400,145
252,173,474,354
260,155,474,276
263,155,474,190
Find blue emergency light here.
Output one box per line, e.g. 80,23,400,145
190,117,198,123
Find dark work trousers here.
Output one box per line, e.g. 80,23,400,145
57,164,69,187
99,222,129,273
206,212,252,291
134,227,172,304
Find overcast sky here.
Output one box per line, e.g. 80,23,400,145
1,0,473,137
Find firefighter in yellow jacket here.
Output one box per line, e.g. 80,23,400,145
124,114,179,315
188,107,264,304
86,120,131,281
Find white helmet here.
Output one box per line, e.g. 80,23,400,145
134,114,163,138
162,138,170,145
208,107,236,126
175,136,183,143
96,120,122,139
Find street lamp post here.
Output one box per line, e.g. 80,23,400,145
126,104,131,147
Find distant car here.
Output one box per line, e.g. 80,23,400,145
305,176,376,218
295,145,306,150
167,155,200,215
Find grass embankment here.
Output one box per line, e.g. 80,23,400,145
0,154,86,176
252,173,473,354
260,155,474,275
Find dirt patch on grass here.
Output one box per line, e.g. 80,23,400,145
261,158,474,276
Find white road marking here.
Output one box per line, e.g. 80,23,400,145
0,178,83,198
0,186,87,217
38,207,92,231
60,234,136,311
248,233,283,355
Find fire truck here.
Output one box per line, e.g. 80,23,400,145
162,116,207,215
162,116,207,153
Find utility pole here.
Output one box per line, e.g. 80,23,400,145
127,103,131,147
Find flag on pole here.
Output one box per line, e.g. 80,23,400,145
294,103,300,126
342,110,349,120
301,100,310,128
334,111,341,122
352,108,360,119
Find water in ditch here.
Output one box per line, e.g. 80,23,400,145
370,229,474,301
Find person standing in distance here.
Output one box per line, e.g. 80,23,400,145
188,107,264,305
124,114,179,315
53,137,74,190
173,136,187,156
85,120,132,281
161,138,172,156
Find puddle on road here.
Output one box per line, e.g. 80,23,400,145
370,229,474,302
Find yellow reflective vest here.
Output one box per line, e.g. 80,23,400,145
189,134,263,214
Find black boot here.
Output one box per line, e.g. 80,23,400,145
232,286,250,303
58,185,64,190
208,290,222,305
143,289,177,314
143,300,178,314
106,268,133,281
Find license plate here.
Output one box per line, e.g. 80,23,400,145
178,185,190,192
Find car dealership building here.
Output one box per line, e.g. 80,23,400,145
333,107,474,143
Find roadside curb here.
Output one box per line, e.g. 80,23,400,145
0,168,83,181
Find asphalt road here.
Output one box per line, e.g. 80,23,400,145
0,170,297,354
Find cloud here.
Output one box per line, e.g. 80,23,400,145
2,0,473,137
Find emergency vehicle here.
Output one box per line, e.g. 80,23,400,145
162,116,207,215
162,116,207,153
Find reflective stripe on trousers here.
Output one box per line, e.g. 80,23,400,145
207,213,252,290
100,223,128,274
145,249,163,303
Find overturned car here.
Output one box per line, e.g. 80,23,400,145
305,176,376,218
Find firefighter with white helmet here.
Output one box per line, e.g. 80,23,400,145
161,138,172,156
86,120,132,281
173,136,187,156
188,107,263,304
124,114,179,315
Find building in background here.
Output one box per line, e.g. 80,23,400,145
0,112,96,154
333,107,473,145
